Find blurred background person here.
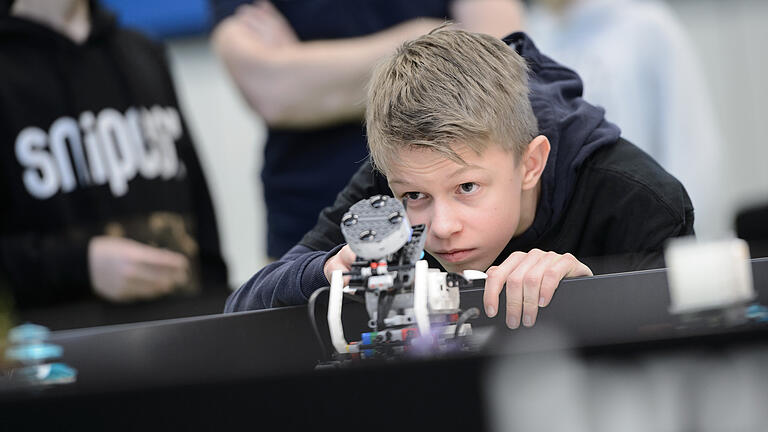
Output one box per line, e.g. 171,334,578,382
0,0,229,329
210,0,525,259
525,0,725,238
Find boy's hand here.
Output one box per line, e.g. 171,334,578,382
483,249,592,329
323,245,356,284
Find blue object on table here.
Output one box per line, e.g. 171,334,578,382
8,323,50,344
5,343,63,364
3,323,78,386
746,304,768,322
14,363,77,385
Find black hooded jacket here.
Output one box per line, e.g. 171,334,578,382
225,32,694,312
0,3,228,308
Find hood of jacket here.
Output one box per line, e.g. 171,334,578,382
496,32,622,257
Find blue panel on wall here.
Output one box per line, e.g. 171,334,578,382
99,0,212,39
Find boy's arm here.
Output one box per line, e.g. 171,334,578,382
224,244,343,311
226,160,389,312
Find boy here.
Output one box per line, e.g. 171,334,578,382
225,29,694,329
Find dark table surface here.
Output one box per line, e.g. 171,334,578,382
3,259,768,430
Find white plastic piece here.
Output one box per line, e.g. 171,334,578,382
328,269,348,354
368,274,394,290
374,263,389,275
383,314,414,327
427,271,460,312
463,269,488,280
665,237,754,314
413,260,431,338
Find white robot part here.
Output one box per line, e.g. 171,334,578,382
328,269,348,354
323,196,481,362
383,314,415,327
463,269,488,281
413,260,431,338
427,271,460,313
367,274,394,291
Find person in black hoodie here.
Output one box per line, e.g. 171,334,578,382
0,0,229,322
225,29,694,330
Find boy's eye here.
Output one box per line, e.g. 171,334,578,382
459,182,478,194
403,192,425,200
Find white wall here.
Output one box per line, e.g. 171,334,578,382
165,0,768,288
669,0,768,216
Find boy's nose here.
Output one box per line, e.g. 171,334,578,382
429,204,462,239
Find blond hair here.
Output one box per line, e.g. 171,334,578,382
366,27,538,173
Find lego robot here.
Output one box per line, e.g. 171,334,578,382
324,195,484,361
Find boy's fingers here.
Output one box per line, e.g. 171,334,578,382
538,256,569,308
340,245,357,267
504,250,545,329
339,246,356,286
483,268,504,318
324,245,356,284
538,254,592,308
483,251,526,318
521,251,560,327
563,253,593,278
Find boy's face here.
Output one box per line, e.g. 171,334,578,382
387,142,534,273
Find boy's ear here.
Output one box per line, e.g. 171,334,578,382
520,135,550,191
